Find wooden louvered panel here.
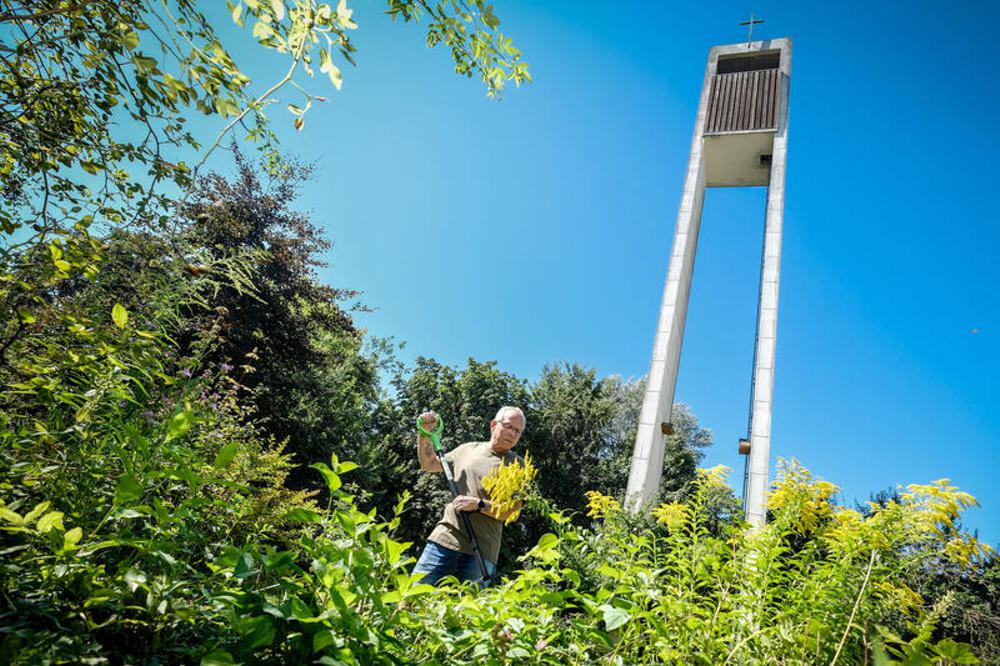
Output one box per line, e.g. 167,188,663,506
704,69,781,134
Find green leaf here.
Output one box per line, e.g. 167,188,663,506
63,527,83,549
122,28,140,50
0,507,23,526
214,442,239,468
17,310,35,323
23,501,51,525
115,474,143,505
270,0,285,21
154,550,177,567
287,507,324,524
336,0,356,28
932,638,979,664
535,533,558,551
289,596,313,621
384,538,410,567
54,259,71,272
313,629,336,652
112,303,129,329
166,409,194,441
264,550,295,572
600,604,631,631
252,20,274,41
124,568,147,591
36,510,65,533
337,461,359,474
482,5,500,29
230,3,244,25
320,48,342,90
201,650,235,666
238,615,276,650
310,462,342,492
117,508,145,519
235,552,256,579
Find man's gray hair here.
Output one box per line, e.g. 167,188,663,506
494,406,526,427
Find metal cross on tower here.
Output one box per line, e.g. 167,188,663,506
740,13,765,48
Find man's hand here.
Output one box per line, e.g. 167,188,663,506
418,411,440,433
452,495,481,512
416,410,443,472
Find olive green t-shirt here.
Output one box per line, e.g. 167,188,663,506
428,441,522,563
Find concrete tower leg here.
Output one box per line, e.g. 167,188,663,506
744,52,791,528
625,155,707,511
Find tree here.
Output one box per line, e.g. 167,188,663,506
0,0,529,239
1,0,529,376
527,366,713,513
180,149,381,486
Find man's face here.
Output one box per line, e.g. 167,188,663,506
490,411,525,453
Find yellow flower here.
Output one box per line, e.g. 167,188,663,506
873,581,923,617
944,534,995,568
768,459,839,535
482,452,537,525
823,506,882,550
584,490,620,519
902,479,978,539
652,501,688,531
696,465,732,489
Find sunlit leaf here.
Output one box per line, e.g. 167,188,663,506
23,501,51,525
63,527,83,549
310,462,342,492
0,507,23,526
112,303,129,329
287,507,324,523
36,511,65,533
213,442,239,468
166,409,194,441
115,474,143,505
270,0,284,21
600,604,631,631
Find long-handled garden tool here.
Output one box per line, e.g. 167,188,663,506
417,415,492,583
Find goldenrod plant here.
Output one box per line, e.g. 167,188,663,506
482,452,538,525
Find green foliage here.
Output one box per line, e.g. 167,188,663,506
0,275,316,663
0,207,992,662
1,0,529,249
179,149,381,487
386,0,531,96
7,339,987,666
529,367,711,514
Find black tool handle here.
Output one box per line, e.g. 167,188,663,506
436,450,491,582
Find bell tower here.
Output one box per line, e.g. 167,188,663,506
625,36,792,527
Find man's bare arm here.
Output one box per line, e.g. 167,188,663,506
416,411,443,472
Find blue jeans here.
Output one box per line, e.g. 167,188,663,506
412,540,496,587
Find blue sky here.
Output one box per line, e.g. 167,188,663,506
213,1,1000,542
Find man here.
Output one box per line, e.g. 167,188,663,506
411,406,526,586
